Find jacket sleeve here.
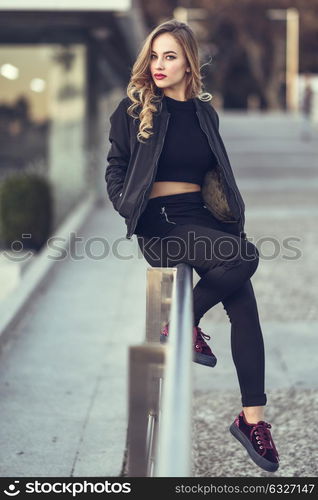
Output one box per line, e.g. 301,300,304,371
210,104,247,239
105,98,130,211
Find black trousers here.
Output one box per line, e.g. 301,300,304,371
135,191,267,407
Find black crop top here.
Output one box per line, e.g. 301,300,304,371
154,95,217,185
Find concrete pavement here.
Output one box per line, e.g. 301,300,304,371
192,111,318,477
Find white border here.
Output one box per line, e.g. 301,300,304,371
0,0,130,11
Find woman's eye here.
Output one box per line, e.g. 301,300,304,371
151,55,175,60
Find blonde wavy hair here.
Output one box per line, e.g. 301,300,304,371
126,18,213,143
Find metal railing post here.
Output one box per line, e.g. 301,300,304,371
145,268,174,343
155,264,194,476
127,263,194,477
127,344,165,476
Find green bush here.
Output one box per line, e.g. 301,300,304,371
0,173,53,251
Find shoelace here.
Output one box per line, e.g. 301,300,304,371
161,325,211,342
250,422,279,459
194,326,211,351
161,324,169,336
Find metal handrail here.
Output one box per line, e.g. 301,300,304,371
127,263,194,477
155,263,193,477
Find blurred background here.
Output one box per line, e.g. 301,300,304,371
0,0,317,236
0,0,317,478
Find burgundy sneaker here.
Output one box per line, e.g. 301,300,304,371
230,410,280,472
160,323,217,367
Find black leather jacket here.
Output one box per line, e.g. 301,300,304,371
105,95,247,240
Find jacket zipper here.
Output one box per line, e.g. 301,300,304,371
127,114,171,239
195,111,242,225
160,206,176,224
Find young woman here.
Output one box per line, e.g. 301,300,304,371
105,19,279,473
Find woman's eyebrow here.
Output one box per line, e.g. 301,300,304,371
151,50,177,55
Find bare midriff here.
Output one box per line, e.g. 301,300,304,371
148,181,201,199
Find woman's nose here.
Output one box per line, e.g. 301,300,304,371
155,60,164,69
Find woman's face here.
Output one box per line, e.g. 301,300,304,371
150,33,190,92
